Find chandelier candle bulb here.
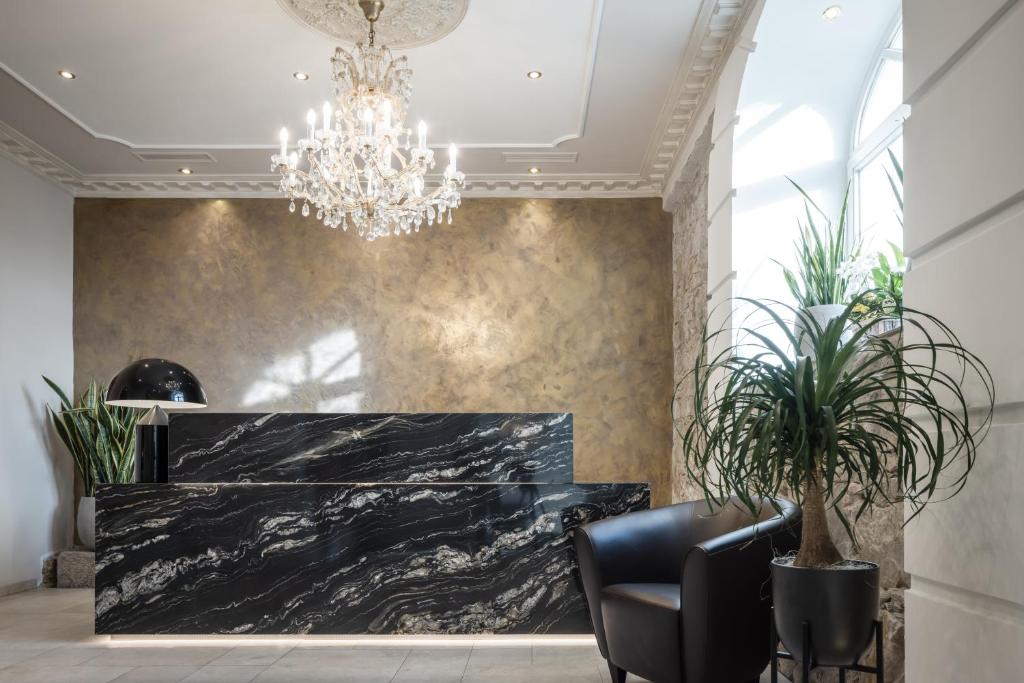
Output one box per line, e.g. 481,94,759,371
448,144,457,175
279,127,288,158
417,121,427,151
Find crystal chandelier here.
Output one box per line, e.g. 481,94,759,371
271,0,465,240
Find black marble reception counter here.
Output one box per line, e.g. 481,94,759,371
95,413,649,635
168,413,573,484
95,482,648,634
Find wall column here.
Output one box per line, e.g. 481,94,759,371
903,0,1024,679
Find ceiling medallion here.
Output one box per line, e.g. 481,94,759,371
276,0,469,49
272,0,465,241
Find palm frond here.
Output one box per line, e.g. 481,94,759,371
678,293,994,549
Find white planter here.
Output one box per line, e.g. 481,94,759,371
794,304,850,357
77,496,95,550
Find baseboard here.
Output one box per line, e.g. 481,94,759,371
0,578,38,598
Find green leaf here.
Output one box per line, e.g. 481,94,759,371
779,179,857,306
42,375,73,410
39,376,141,496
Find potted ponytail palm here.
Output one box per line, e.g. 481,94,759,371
679,296,993,668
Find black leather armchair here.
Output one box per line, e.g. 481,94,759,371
574,497,801,683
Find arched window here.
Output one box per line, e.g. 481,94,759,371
851,21,906,255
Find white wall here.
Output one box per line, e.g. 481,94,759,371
0,155,74,593
704,1,762,335
730,0,897,323
902,0,1024,680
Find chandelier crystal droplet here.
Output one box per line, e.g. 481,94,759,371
271,0,465,241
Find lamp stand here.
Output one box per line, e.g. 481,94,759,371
136,405,169,483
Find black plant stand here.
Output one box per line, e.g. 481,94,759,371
770,607,884,682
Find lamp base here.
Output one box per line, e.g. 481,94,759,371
135,405,169,483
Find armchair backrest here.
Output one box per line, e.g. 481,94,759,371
574,496,801,663
681,497,801,682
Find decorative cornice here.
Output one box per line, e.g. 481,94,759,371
641,0,755,192
663,117,714,216
1,119,658,198
66,174,659,199
461,174,660,198
0,121,79,193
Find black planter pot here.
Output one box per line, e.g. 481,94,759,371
771,558,880,667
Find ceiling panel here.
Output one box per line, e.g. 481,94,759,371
0,0,738,195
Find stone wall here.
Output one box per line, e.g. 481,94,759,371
670,118,712,504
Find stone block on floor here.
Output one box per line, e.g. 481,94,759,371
57,550,95,588
40,554,58,587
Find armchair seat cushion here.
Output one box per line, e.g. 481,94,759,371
601,583,682,683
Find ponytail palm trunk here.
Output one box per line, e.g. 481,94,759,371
797,467,842,567
679,296,993,568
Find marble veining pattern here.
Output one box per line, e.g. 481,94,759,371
95,482,649,635
168,413,573,483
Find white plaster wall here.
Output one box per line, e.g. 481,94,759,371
0,156,74,593
729,0,898,321
902,0,1024,679
705,2,762,332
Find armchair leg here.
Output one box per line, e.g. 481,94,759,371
607,661,627,683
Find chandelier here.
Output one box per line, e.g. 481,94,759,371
271,0,465,240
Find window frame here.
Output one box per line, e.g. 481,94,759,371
849,16,908,247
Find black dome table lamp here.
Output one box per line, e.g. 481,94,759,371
105,358,207,483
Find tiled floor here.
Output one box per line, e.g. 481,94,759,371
0,588,772,682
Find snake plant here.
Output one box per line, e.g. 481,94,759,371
43,377,140,496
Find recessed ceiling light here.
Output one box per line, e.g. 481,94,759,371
178,168,193,175
822,5,842,21
293,71,310,81
528,167,541,175
57,69,76,80
526,70,542,80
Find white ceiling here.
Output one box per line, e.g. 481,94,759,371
0,0,754,197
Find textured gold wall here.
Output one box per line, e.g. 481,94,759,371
74,198,673,503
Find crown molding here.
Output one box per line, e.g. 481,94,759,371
640,0,756,192
66,173,659,199
2,121,658,198
0,128,658,199
0,121,79,193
